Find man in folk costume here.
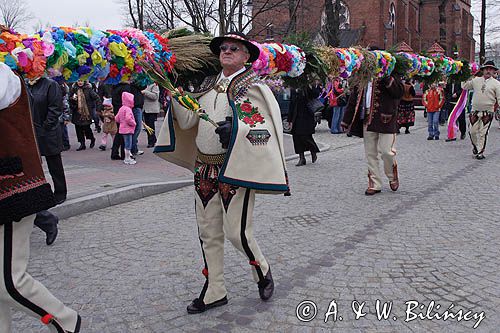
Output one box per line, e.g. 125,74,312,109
154,32,289,313
0,61,81,332
461,60,500,160
341,71,404,196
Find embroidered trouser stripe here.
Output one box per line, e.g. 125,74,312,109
240,189,265,282
470,112,493,154
194,163,269,304
0,215,78,333
196,225,210,302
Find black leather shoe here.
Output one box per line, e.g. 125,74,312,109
111,155,122,160
76,144,86,151
460,133,466,140
46,227,58,246
54,197,66,205
186,296,228,314
89,138,96,148
476,154,485,160
258,268,274,301
295,158,306,167
311,151,317,163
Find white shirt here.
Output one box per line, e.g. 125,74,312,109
195,67,246,154
0,63,21,110
462,76,500,113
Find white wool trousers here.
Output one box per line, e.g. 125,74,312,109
0,215,79,333
469,111,493,155
363,129,397,191
194,161,269,304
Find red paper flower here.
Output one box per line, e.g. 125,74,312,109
251,113,264,123
109,64,119,78
240,102,253,113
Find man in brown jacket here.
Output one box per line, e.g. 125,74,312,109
342,73,404,195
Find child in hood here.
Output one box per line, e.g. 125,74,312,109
99,98,118,151
115,92,137,165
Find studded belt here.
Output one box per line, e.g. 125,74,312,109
197,150,226,165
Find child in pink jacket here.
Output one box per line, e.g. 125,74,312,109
115,92,137,165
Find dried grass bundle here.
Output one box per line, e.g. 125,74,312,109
167,34,221,75
315,46,340,77
349,47,376,88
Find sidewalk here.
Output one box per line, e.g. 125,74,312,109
45,118,310,219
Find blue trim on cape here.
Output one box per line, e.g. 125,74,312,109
153,104,176,153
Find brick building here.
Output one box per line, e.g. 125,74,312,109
249,0,475,60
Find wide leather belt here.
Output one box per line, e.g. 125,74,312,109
197,150,226,165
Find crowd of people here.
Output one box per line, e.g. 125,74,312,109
284,60,500,166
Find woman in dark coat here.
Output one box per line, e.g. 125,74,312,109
287,86,320,166
69,80,101,150
27,76,67,204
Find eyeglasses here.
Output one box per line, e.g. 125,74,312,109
220,44,245,53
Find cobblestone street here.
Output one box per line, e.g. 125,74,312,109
12,117,500,333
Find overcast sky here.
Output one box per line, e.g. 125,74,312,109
19,0,497,45
20,0,124,33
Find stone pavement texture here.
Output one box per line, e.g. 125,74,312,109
13,114,500,332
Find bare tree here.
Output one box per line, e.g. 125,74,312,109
323,0,342,46
0,0,33,30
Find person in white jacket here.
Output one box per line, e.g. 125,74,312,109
461,60,500,159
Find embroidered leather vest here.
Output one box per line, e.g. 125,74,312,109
0,78,55,224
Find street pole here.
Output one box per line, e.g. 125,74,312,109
479,0,486,65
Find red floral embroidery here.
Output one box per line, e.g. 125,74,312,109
235,99,265,127
240,102,252,113
243,116,254,125
252,113,264,122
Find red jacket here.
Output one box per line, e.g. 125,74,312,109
422,87,444,112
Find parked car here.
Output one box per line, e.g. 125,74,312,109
274,88,292,133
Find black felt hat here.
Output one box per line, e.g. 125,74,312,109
480,60,498,71
209,31,260,63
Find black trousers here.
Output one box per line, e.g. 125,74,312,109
111,131,125,158
292,134,320,154
45,154,67,201
75,124,95,144
458,109,466,135
143,113,157,146
34,210,58,234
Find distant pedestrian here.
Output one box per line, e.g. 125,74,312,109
329,77,347,134
27,76,68,205
422,83,445,140
288,85,320,166
99,98,117,151
58,81,71,150
115,92,137,165
397,79,416,134
69,80,101,151
142,83,160,148
461,60,500,159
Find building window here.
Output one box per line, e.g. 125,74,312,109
389,3,396,29
321,1,350,30
265,23,274,41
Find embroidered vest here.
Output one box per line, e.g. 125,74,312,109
0,78,55,224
